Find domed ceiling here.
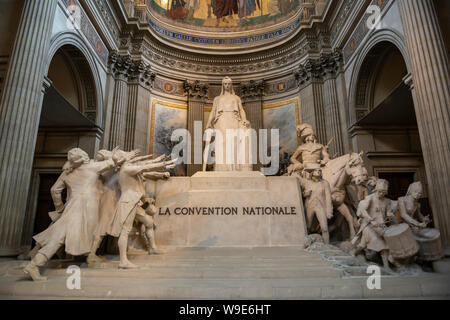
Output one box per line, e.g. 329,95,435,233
150,0,299,30
145,0,329,52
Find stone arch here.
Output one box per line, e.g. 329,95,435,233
46,32,103,126
348,29,410,126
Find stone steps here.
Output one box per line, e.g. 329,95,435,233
1,274,450,299
7,265,341,279
1,247,450,299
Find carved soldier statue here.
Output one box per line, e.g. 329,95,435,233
289,123,330,176
300,164,334,244
352,179,394,270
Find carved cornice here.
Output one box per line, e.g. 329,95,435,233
124,21,332,77
183,80,209,100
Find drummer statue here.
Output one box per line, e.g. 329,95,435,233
351,179,394,270
396,182,430,229
289,123,330,177
395,181,444,262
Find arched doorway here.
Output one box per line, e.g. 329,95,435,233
20,44,102,253
349,41,430,213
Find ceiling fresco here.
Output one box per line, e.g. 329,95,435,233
150,0,300,29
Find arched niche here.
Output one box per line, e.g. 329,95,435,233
21,35,105,253
47,45,98,123
353,42,408,121
348,40,429,208
46,32,104,127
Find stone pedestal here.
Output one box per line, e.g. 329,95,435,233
147,171,307,247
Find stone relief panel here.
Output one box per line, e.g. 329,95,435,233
262,98,300,175
150,99,188,176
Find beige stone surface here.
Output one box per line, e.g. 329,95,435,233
148,171,307,247
1,247,450,299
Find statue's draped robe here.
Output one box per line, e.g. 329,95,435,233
34,160,114,256
206,93,249,171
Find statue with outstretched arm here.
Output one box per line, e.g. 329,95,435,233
106,151,176,269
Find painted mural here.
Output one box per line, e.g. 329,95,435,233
151,0,299,28
152,102,188,176
263,100,299,175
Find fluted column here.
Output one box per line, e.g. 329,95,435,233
399,0,450,246
124,61,154,152
240,80,264,171
184,80,209,176
322,51,344,156
0,0,57,256
107,53,131,149
296,61,327,145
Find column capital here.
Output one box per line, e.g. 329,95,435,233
295,59,324,89
239,80,264,101
183,80,209,100
128,60,156,89
108,51,133,81
320,50,343,80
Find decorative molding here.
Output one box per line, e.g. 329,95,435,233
131,22,332,77
148,19,301,47
342,0,392,63
91,0,121,45
330,0,359,46
61,0,109,64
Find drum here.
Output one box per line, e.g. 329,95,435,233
413,228,444,261
383,223,420,259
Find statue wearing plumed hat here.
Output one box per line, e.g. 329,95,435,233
288,123,331,176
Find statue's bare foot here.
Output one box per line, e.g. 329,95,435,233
148,247,165,255
23,264,47,281
118,261,139,269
